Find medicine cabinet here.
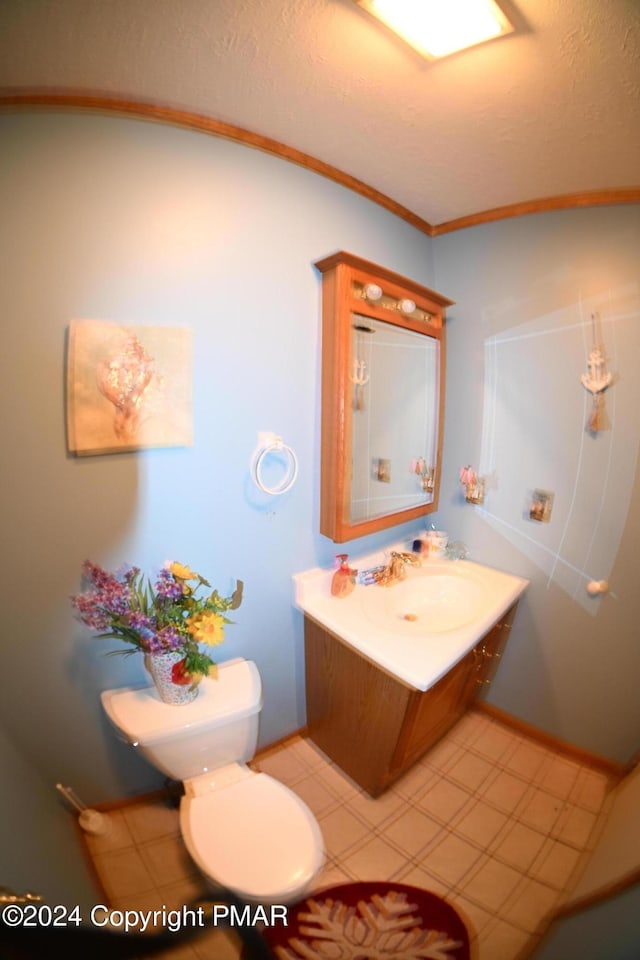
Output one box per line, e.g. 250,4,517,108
315,251,453,542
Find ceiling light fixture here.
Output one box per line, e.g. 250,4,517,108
353,0,515,60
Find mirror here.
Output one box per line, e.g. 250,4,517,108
315,251,453,542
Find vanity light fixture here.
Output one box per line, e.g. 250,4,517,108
398,298,417,315
363,282,383,301
353,0,514,60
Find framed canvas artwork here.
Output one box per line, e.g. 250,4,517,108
66,320,193,456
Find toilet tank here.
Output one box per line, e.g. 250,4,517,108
100,658,263,782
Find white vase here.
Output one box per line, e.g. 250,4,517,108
146,650,198,705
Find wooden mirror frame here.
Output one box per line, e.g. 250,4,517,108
315,251,453,542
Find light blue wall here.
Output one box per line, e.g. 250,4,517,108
0,111,434,803
432,208,640,764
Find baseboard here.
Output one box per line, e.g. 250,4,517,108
254,726,310,760
473,702,628,779
88,784,182,813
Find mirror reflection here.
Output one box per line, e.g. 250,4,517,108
350,315,439,524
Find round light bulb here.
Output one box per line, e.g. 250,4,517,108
364,283,383,301
398,298,416,314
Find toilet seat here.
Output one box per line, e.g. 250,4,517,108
180,770,324,903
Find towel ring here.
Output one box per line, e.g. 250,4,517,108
254,435,298,496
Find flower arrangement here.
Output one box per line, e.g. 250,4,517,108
71,560,243,688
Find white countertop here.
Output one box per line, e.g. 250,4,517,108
293,544,529,693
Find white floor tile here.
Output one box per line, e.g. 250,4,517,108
418,776,472,822
551,803,598,849
519,788,564,833
469,724,518,763
530,839,582,890
538,756,581,800
481,770,530,814
478,916,531,960
384,806,443,856
504,740,549,781
340,835,408,880
318,805,372,857
447,751,496,792
502,878,560,934
347,786,407,827
421,832,484,886
493,822,547,872
569,768,611,811
461,856,523,912
454,799,509,848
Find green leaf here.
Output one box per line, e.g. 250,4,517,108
230,580,244,610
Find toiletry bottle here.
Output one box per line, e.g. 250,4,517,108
412,536,429,558
331,554,357,598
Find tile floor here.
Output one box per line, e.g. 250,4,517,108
83,709,615,960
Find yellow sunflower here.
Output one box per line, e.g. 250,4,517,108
187,611,225,646
170,562,199,581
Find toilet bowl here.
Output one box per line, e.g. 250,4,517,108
101,658,324,904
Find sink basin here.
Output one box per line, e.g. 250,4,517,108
294,548,529,692
361,564,485,634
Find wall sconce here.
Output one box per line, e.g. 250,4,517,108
460,465,485,504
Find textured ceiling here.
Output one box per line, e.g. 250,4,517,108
0,0,639,227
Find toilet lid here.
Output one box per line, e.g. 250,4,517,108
181,772,324,902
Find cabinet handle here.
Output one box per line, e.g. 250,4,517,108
476,678,492,686
480,644,501,660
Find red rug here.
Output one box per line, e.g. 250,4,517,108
260,881,470,959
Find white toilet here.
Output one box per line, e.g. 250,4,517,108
100,657,325,904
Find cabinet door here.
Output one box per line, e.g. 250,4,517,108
391,648,476,773
474,602,517,693
304,616,412,796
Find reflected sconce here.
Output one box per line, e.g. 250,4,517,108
460,465,485,504
412,457,434,492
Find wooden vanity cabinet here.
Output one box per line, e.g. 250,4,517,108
304,602,518,797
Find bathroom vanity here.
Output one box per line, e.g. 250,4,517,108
306,252,528,794
295,554,528,797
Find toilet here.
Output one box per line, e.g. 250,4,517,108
100,657,325,904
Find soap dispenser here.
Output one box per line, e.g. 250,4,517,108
331,554,357,598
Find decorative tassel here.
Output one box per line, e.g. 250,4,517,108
588,393,602,433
